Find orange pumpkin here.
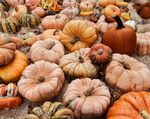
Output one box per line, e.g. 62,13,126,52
105,53,150,92
30,39,65,64
60,20,97,52
63,78,111,119
18,60,65,102
25,0,39,10
140,2,150,19
32,7,46,18
41,14,69,30
107,91,150,119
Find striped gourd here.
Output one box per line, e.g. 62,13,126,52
0,0,9,11
21,6,41,28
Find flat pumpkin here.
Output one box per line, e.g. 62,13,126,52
59,48,97,78
17,60,65,102
105,53,150,92
60,20,97,52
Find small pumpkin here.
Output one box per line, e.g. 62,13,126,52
63,78,111,119
102,15,137,55
107,91,150,119
140,2,150,19
41,29,62,41
105,53,150,92
0,0,10,11
30,39,65,64
6,0,24,8
25,0,40,10
0,50,28,83
104,5,121,22
62,0,78,8
60,7,79,20
89,43,112,64
17,60,65,102
41,14,68,30
81,0,97,6
60,20,97,52
59,48,97,78
21,6,41,28
31,7,46,18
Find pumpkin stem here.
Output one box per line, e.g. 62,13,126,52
55,15,60,19
47,41,55,49
70,37,80,44
84,87,94,96
79,56,84,63
98,49,103,55
53,30,60,35
140,111,150,119
122,62,130,70
37,76,45,83
26,5,31,14
113,15,125,29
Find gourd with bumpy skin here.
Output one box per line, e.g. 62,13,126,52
105,53,150,92
17,60,65,102
63,78,111,119
59,48,97,78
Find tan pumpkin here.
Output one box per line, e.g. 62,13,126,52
41,29,62,41
0,36,16,66
31,7,46,18
60,7,79,20
0,50,28,83
30,39,65,64
17,60,65,102
59,48,97,78
105,53,150,92
62,0,78,8
6,0,25,8
63,78,111,119
25,0,39,10
136,32,150,56
60,20,97,52
41,14,69,30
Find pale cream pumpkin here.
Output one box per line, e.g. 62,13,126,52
30,39,65,64
105,53,150,92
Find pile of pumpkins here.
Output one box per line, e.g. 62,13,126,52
0,0,150,119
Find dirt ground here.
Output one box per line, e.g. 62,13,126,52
0,2,150,119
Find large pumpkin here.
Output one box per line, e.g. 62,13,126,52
41,14,68,30
59,48,97,78
102,15,137,55
6,0,25,8
105,53,150,92
63,78,111,119
107,91,150,119
17,60,65,102
0,36,16,66
60,20,97,52
30,39,65,64
0,50,28,83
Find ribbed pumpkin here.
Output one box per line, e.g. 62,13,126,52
62,0,78,8
59,48,97,78
107,91,150,119
17,60,65,102
63,78,111,119
0,50,28,83
0,0,9,11
0,10,21,33
21,6,41,28
105,53,150,92
60,20,97,52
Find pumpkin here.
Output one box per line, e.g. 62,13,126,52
0,84,6,96
60,20,97,52
105,53,150,92
25,0,39,10
81,0,97,6
63,78,111,119
136,32,150,56
89,43,112,64
107,91,150,119
0,0,9,11
30,39,65,64
0,97,21,109
0,50,28,83
140,2,150,19
104,5,121,22
98,0,128,8
79,1,94,16
31,7,46,18
90,7,102,22
60,7,79,20
121,12,132,21
102,15,137,55
24,101,74,119
6,0,24,8
17,60,65,102
0,36,16,66
59,48,97,78
21,6,41,28
41,14,68,30
0,10,21,33
41,29,62,41
62,0,78,8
